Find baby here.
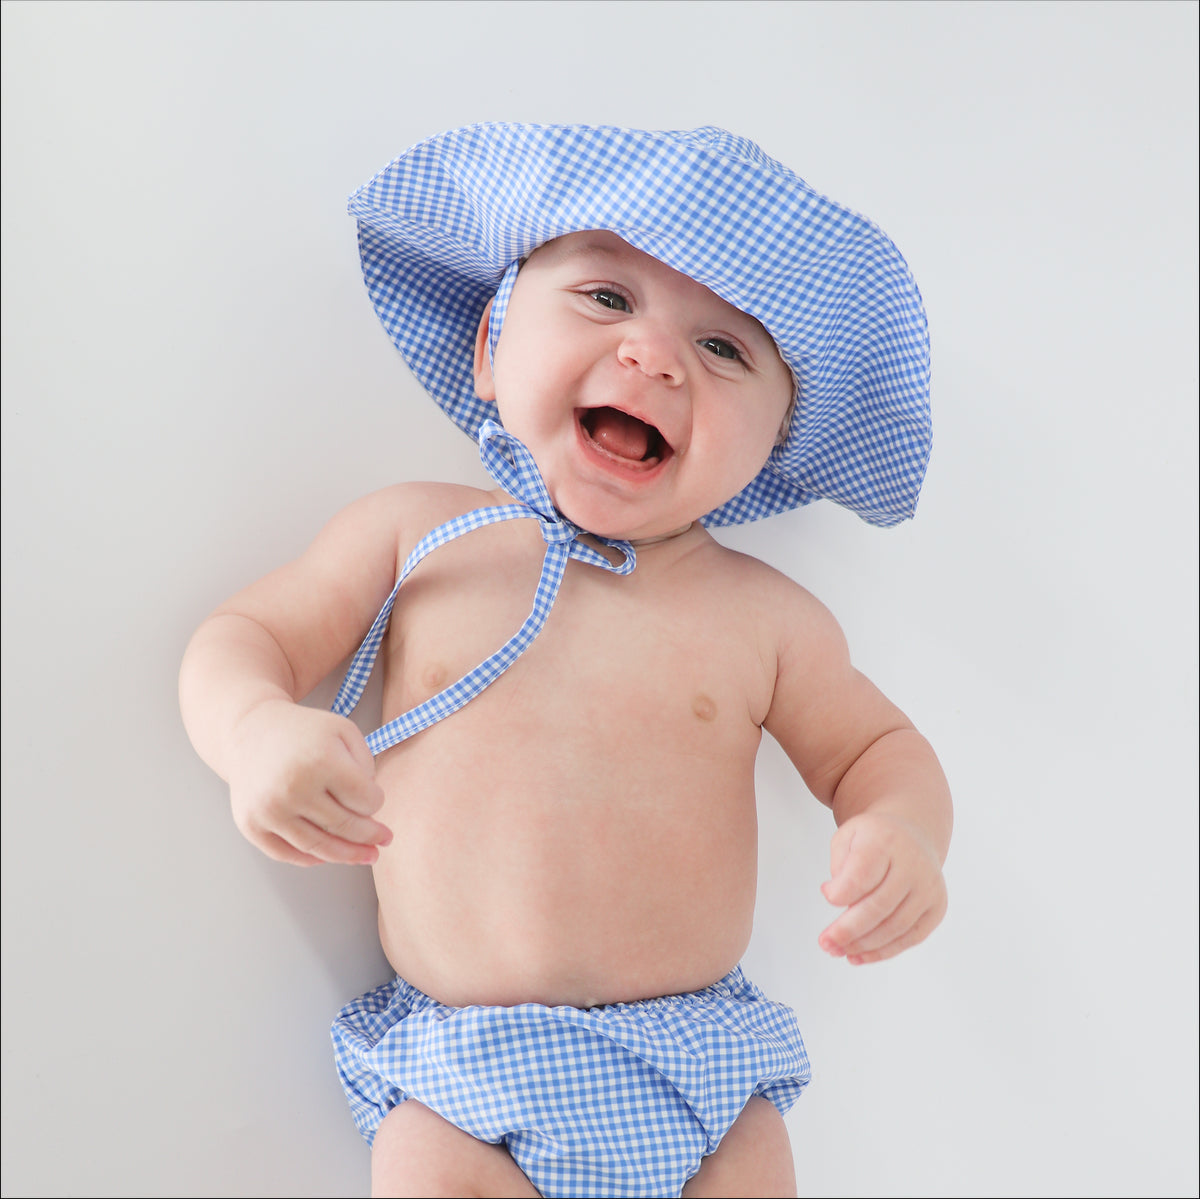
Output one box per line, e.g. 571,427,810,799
179,124,952,1198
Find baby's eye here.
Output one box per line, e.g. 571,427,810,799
589,289,630,312
700,337,742,362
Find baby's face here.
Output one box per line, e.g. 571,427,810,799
474,231,794,541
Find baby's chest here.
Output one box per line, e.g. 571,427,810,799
382,542,769,740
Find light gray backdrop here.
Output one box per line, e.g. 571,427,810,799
2,3,1196,1197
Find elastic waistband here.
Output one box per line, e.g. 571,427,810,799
392,964,754,1017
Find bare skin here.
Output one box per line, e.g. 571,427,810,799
179,233,952,1195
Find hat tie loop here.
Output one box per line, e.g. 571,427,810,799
477,421,576,547
330,420,635,754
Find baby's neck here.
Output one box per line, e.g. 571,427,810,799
628,522,695,548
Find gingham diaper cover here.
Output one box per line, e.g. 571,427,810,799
330,965,810,1198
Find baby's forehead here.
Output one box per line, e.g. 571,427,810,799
526,230,637,267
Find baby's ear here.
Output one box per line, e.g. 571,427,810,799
473,299,497,403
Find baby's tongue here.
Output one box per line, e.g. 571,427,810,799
587,407,651,461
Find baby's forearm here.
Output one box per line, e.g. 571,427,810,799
178,611,298,781
830,728,953,862
818,727,951,962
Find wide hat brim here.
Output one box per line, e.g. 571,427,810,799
350,122,931,528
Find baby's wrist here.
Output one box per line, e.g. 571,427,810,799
223,695,296,776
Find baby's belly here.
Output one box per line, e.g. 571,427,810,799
369,709,761,1009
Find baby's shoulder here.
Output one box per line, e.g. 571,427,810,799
291,481,500,586
692,539,846,646
326,479,498,541
349,478,494,517
700,539,824,605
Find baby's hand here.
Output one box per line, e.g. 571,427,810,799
226,700,391,867
818,811,947,965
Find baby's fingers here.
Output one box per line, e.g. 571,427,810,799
839,901,947,965
333,725,389,818
254,829,327,868
820,885,916,960
308,726,391,848
821,821,889,909
324,755,391,838
303,782,392,855
245,763,390,866
243,801,385,866
818,874,903,958
287,811,388,866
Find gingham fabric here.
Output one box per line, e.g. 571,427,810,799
350,121,932,527
330,965,810,1198
331,420,635,754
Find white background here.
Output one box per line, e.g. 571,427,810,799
2,3,1196,1196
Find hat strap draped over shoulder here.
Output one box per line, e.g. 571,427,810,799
330,421,636,755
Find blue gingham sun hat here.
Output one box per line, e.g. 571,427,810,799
350,121,931,527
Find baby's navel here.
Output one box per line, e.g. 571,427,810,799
691,694,718,722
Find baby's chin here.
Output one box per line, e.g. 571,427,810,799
558,505,699,545
545,471,707,543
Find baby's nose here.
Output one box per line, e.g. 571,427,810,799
615,323,686,384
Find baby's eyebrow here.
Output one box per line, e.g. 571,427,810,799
536,237,623,268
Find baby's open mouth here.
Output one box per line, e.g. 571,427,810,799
578,407,668,466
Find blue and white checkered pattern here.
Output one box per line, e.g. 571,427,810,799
331,965,810,1198
350,121,932,527
331,420,634,754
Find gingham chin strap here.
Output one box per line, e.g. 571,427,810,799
331,419,636,755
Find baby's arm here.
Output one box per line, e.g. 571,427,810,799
179,487,415,867
762,580,953,965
